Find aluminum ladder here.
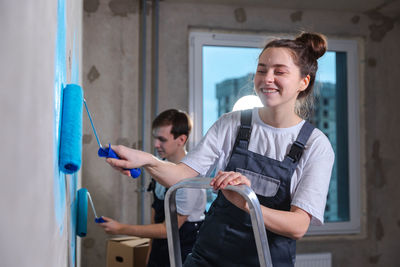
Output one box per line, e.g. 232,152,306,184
164,177,273,267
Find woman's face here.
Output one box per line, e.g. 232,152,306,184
254,47,309,111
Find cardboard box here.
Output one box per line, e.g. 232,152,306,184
107,236,150,267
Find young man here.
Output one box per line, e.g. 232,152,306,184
99,109,206,267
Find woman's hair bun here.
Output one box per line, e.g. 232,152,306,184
295,32,327,60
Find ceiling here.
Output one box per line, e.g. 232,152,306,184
164,0,400,17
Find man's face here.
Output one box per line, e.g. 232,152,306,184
152,125,181,160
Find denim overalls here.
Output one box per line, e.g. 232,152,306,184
184,109,315,267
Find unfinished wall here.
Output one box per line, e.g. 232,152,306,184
81,1,150,266
82,0,400,266
0,1,83,267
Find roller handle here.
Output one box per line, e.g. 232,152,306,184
95,216,106,223
98,144,141,178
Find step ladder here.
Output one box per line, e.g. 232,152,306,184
164,177,273,267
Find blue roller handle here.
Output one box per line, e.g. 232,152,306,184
98,144,141,178
95,216,106,223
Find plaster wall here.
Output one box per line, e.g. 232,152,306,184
0,0,83,267
82,0,400,266
81,1,150,266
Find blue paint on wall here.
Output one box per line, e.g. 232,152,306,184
71,33,80,84
69,173,78,266
68,33,80,267
54,0,67,232
54,0,81,266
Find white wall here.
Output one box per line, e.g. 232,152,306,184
0,1,82,266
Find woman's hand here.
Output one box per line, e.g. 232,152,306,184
211,171,251,189
98,216,124,235
106,145,152,176
211,171,251,212
105,145,197,186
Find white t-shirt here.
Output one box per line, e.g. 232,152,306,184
154,179,206,222
181,108,334,225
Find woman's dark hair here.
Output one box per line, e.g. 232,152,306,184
260,32,327,118
152,109,192,141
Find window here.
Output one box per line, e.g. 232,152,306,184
189,31,361,235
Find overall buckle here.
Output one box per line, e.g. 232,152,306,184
237,126,252,141
288,141,305,162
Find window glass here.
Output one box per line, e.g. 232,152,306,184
312,52,350,223
202,46,261,135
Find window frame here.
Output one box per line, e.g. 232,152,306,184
188,30,362,235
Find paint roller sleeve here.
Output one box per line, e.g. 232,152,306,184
59,84,83,174
77,188,88,237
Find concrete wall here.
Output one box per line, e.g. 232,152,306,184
81,1,149,266
0,0,82,266
82,0,400,266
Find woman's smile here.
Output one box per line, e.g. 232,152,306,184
259,86,280,94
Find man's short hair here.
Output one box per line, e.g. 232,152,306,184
152,109,192,139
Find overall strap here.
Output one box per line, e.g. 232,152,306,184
234,109,252,150
286,121,315,163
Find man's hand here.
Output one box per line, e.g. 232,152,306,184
97,214,190,238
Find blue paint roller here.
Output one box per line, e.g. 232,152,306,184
83,98,141,178
76,188,88,237
76,188,106,237
59,83,141,177
59,84,83,174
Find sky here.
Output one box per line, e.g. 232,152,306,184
202,46,336,133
